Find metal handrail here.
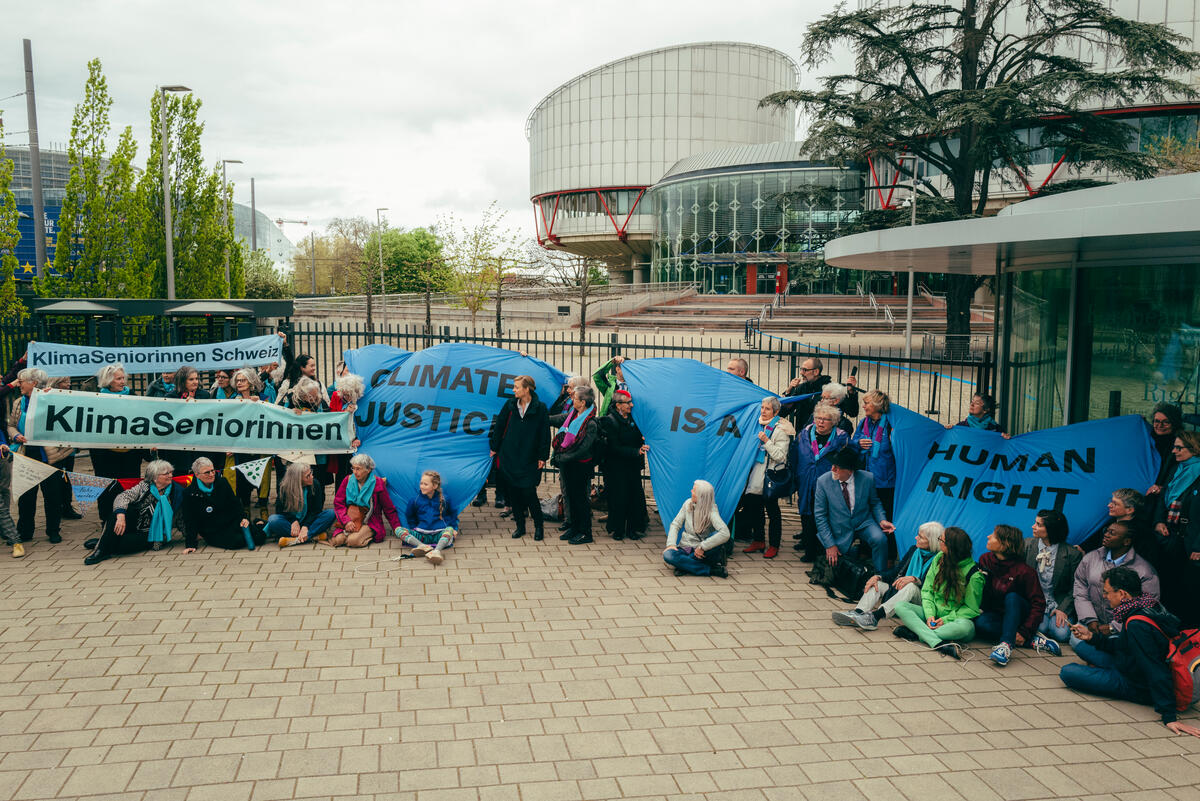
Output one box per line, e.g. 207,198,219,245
868,291,879,319
884,304,896,331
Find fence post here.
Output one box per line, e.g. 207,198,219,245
609,332,619,359
1108,390,1122,418
789,339,798,379
925,371,940,416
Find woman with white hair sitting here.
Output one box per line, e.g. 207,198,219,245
329,372,365,489
327,453,403,548
84,459,184,565
663,479,731,578
832,521,945,631
182,456,266,552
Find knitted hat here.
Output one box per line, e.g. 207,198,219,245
613,390,632,402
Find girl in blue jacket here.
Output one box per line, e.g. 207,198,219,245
398,471,460,565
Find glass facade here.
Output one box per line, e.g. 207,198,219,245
1001,262,1200,433
649,165,864,293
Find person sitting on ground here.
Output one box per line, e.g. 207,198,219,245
327,453,403,548
813,447,896,573
833,521,945,631
952,392,1009,436
663,479,730,578
1023,509,1082,647
182,457,266,553
146,370,176,397
737,396,795,559
1061,566,1200,738
271,461,336,547
396,470,459,565
794,403,852,560
893,526,985,659
975,524,1047,666
1073,520,1160,642
329,372,365,489
84,460,184,565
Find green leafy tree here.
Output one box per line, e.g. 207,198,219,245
1146,131,1200,175
762,0,1200,351
364,226,449,294
134,90,236,298
38,59,148,298
0,115,28,321
290,233,340,294
242,246,294,299
327,216,378,329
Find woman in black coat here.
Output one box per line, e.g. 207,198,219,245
182,457,266,552
549,385,599,545
489,375,551,541
598,389,649,541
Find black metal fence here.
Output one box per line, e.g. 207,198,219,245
0,319,992,424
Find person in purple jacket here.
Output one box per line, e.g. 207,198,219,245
976,524,1047,667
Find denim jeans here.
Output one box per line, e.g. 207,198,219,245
267,509,336,540
974,592,1030,646
664,547,712,576
1038,608,1072,642
1060,640,1150,706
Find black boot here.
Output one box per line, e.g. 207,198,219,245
472,489,487,507
511,515,526,539
533,523,544,541
83,547,110,566
84,538,99,550
531,502,545,542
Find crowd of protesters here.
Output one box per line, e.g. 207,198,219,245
1,340,1197,735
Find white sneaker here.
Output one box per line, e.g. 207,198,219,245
832,610,859,627
853,611,878,631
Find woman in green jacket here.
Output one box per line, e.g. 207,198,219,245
893,527,985,659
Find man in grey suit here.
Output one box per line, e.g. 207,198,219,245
814,448,896,572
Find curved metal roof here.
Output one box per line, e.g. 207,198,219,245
823,172,1200,275
655,142,842,185
524,42,800,140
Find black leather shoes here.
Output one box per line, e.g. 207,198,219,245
511,529,526,539
83,549,110,566
533,528,544,541
84,538,99,550
567,533,593,545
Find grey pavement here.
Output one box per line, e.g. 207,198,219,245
1,477,1199,801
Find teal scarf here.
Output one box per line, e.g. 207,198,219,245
100,387,131,396
346,472,376,507
147,483,174,543
1165,456,1200,507
903,548,936,581
195,478,214,494
965,414,997,430
755,417,779,464
17,395,28,436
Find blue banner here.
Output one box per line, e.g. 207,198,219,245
892,415,1159,555
344,343,567,519
27,335,284,377
620,358,784,534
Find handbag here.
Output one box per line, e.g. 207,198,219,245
763,466,793,500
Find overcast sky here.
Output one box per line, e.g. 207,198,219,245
4,0,830,243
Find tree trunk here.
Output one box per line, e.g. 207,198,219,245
578,285,588,358
944,275,975,359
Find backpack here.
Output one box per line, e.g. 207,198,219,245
1126,615,1200,712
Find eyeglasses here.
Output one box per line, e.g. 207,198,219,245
1152,418,1171,426
616,400,632,405
1172,445,1186,451
198,468,216,475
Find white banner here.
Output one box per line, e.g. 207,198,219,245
11,452,60,497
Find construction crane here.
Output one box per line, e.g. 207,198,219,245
275,219,314,294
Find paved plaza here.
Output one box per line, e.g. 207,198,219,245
1,479,1199,801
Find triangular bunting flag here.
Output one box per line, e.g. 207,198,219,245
11,452,60,498
65,471,115,510
236,457,270,486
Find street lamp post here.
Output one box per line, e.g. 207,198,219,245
897,154,920,359
159,84,191,300
376,208,388,329
220,159,243,298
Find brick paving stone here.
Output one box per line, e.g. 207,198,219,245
2,471,1200,800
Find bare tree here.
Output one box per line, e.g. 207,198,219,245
438,202,520,339
526,243,608,356
327,216,375,333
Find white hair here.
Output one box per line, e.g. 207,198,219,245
335,373,366,404
349,453,375,471
813,403,842,423
191,457,214,474
144,459,174,481
95,363,126,390
822,382,848,402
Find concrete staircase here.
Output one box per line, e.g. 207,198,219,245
592,293,992,335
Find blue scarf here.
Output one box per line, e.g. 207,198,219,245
160,381,176,395
965,414,997,430
346,472,376,507
147,483,174,543
903,548,936,580
755,417,779,464
297,490,308,522
17,394,28,436
195,478,214,494
856,413,890,458
1165,455,1200,507
100,387,131,395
